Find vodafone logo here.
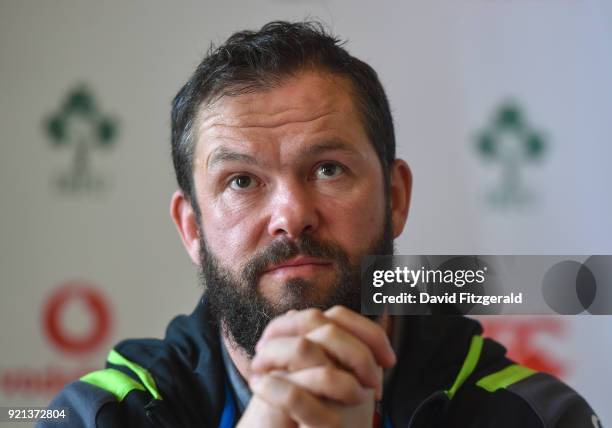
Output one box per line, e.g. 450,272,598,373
42,281,112,355
0,282,112,397
479,317,566,377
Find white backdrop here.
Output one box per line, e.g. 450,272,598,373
1,0,611,426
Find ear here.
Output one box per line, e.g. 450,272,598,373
389,159,412,238
170,190,201,266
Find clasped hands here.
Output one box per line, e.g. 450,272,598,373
237,306,396,428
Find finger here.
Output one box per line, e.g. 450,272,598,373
258,307,396,370
305,323,382,398
284,366,369,405
257,309,328,350
251,374,340,427
324,306,396,368
251,336,333,374
237,395,297,428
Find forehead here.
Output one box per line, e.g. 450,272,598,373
193,70,368,158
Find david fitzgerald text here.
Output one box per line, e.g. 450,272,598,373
372,291,523,306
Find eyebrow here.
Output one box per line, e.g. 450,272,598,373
207,147,259,170
206,139,358,170
298,139,357,158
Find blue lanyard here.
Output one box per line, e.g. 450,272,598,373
218,379,236,428
218,379,393,428
384,413,394,428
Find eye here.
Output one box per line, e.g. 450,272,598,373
314,162,345,180
229,174,257,190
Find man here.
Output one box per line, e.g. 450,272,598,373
43,21,599,427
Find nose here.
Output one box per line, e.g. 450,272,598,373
267,179,319,240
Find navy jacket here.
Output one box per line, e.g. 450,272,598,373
41,297,601,427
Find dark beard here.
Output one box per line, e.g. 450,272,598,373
199,217,394,357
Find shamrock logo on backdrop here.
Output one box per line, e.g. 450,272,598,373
45,85,118,192
476,101,547,206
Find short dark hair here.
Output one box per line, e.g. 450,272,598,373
171,20,396,204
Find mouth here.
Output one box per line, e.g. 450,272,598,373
264,256,333,275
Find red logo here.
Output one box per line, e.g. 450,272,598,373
480,316,566,377
42,281,112,355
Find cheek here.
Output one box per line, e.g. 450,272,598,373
319,180,386,254
198,196,264,266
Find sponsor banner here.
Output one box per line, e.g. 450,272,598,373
362,255,612,315
0,281,112,400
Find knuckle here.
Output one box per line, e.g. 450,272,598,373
353,352,374,375
333,371,361,403
262,375,276,389
326,305,347,317
254,375,274,393
319,323,339,340
372,321,387,337
319,365,336,384
294,336,312,355
319,323,338,337
284,384,302,408
250,355,263,372
303,308,325,325
261,318,281,336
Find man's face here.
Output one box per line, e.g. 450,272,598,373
190,70,393,354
